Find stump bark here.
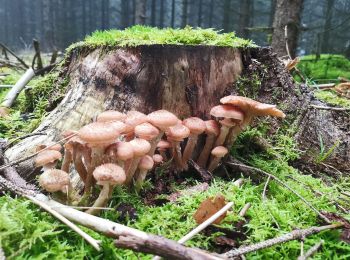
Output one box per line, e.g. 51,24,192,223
5,45,350,180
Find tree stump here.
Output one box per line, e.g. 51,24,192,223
5,45,350,180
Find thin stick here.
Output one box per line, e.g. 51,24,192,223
226,162,331,223
233,178,244,187
25,195,101,251
153,202,234,260
284,25,292,59
297,240,324,260
262,176,271,201
0,43,29,69
5,132,47,150
0,133,77,171
223,224,342,258
239,203,251,217
51,206,114,210
308,105,350,111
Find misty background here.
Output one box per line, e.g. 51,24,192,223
0,0,349,57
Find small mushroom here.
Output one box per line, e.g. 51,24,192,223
86,163,126,215
124,111,148,141
96,110,127,122
134,122,160,156
208,146,228,172
196,120,220,168
134,155,154,190
156,140,171,160
127,138,151,185
210,105,244,146
106,141,134,169
166,123,190,170
182,117,206,170
152,154,163,165
146,110,179,155
35,150,62,171
39,169,70,193
36,142,62,152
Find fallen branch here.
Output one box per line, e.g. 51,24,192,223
0,43,29,69
226,161,331,223
308,105,350,111
239,203,251,217
223,224,342,258
32,39,43,70
25,194,101,251
311,83,336,89
297,240,324,260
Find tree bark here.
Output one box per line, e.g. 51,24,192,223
271,0,304,58
135,0,147,25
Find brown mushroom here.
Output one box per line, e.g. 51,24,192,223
146,110,179,155
197,120,220,168
156,140,171,160
152,154,163,165
208,146,228,172
35,150,62,171
182,117,206,170
134,122,160,156
134,155,154,190
220,95,285,147
86,163,126,215
210,105,244,146
96,110,127,122
166,123,190,169
124,111,148,141
127,138,151,185
39,169,70,193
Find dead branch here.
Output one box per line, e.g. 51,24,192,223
223,224,342,258
188,159,213,182
239,203,251,217
50,49,58,65
297,240,324,260
262,176,271,201
114,230,223,260
32,39,43,70
0,43,29,69
226,160,331,223
308,105,350,111
312,83,336,89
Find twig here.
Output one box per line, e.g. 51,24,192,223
262,176,271,201
4,132,47,150
0,133,77,171
0,43,29,69
340,191,350,198
32,39,43,70
233,178,244,187
25,195,101,251
226,162,331,223
0,245,5,260
311,83,336,89
297,240,324,260
239,203,251,217
284,25,292,59
223,224,342,258
51,206,114,210
308,105,350,111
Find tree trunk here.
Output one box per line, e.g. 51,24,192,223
151,0,157,26
238,0,251,38
197,0,203,27
135,0,147,24
159,0,165,27
181,0,188,27
271,0,304,58
222,0,231,32
321,0,335,53
171,0,176,27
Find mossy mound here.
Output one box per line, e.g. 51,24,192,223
67,25,255,52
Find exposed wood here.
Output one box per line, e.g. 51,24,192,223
1,68,35,108
114,230,223,260
223,224,342,258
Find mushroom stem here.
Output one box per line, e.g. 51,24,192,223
134,169,148,191
224,125,243,148
171,141,183,170
215,125,230,146
84,146,104,193
61,149,73,172
125,157,142,186
86,183,111,215
73,147,87,183
197,134,216,168
182,134,198,170
148,132,164,156
208,157,222,172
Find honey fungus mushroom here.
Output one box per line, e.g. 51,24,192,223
96,110,127,122
35,150,62,171
39,169,70,193
197,120,220,168
86,163,126,215
134,155,154,190
166,123,190,169
208,146,228,172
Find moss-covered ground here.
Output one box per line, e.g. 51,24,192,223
0,29,349,259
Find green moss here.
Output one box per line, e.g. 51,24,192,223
66,25,255,53
295,54,350,83
314,90,350,108
235,73,262,98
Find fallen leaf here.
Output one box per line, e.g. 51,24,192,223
193,194,227,224
334,82,350,99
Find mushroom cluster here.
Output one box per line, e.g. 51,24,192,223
36,95,285,215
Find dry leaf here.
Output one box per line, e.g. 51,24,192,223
283,57,300,71
334,82,350,99
193,194,227,224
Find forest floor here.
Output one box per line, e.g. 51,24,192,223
0,50,350,259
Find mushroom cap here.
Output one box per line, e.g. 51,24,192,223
205,120,220,136
219,118,237,127
211,146,228,158
138,155,154,170
39,169,70,192
152,154,163,164
116,141,134,161
124,111,148,129
157,140,171,150
78,122,120,145
97,110,127,122
220,95,286,118
93,163,126,185
210,105,244,122
36,142,62,152
35,150,62,167
61,130,78,139
110,121,127,134
182,117,206,135
166,123,190,142
134,122,160,140
130,138,151,156
147,110,179,131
